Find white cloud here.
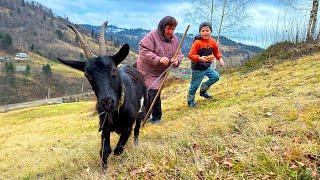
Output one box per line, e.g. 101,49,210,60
32,0,310,47
30,0,194,32
247,3,281,29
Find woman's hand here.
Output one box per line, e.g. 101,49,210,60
170,57,179,66
160,57,170,65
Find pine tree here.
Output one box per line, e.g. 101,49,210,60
42,64,52,78
55,30,63,40
3,34,12,50
30,44,35,51
91,28,95,38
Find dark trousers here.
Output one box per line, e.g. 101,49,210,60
147,89,162,120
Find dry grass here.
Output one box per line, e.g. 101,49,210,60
0,51,319,179
28,52,83,77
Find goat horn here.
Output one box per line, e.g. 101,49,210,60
67,24,96,59
99,21,108,56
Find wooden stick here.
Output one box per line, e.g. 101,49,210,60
142,24,190,127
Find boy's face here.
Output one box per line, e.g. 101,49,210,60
200,26,211,40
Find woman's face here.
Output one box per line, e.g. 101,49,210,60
164,25,175,39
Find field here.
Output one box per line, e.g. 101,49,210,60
0,51,319,179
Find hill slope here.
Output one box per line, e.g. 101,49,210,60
0,50,319,178
0,0,136,61
0,52,93,105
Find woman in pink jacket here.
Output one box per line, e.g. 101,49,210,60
136,16,184,124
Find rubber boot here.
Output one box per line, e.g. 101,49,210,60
200,83,212,99
187,94,196,107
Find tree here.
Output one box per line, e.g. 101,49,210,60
30,44,35,51
4,62,16,87
23,64,31,83
55,29,64,40
307,0,319,41
279,0,319,41
91,28,95,38
4,62,15,76
42,64,52,79
1,34,13,50
185,0,253,38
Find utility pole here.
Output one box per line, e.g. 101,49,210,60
81,84,84,93
47,87,50,99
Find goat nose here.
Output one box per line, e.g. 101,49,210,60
101,97,114,108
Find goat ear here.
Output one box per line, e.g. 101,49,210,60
111,44,129,65
57,58,85,72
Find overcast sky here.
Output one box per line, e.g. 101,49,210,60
30,0,310,48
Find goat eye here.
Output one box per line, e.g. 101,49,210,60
111,68,117,76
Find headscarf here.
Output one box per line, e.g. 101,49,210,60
157,16,178,42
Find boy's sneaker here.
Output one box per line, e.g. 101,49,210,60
188,101,196,107
200,91,212,99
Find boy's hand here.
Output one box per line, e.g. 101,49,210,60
219,58,224,66
160,57,170,65
199,56,207,62
206,55,215,62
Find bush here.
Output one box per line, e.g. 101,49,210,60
241,41,320,73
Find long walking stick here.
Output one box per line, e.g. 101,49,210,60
213,0,227,70
142,25,190,127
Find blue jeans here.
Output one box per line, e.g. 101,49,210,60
188,68,220,95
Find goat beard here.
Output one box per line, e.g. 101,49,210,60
99,112,114,131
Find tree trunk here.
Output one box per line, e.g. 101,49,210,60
307,0,319,41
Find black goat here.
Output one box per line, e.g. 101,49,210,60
57,22,147,169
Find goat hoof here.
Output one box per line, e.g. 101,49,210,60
134,138,139,146
101,162,108,170
101,157,108,170
114,146,124,155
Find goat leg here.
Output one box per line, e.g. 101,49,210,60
114,127,132,155
134,118,140,146
100,130,111,169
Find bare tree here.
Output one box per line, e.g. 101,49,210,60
279,0,319,41
307,0,319,41
185,0,253,38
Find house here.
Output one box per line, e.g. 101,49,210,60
0,56,11,62
14,52,29,61
15,66,27,72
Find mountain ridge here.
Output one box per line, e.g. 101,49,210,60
80,24,264,67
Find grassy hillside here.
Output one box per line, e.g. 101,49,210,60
0,52,91,105
0,50,319,179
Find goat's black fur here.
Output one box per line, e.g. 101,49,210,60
57,44,147,169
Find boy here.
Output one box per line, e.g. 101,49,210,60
187,22,224,107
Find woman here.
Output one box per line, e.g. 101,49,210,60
136,16,184,124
